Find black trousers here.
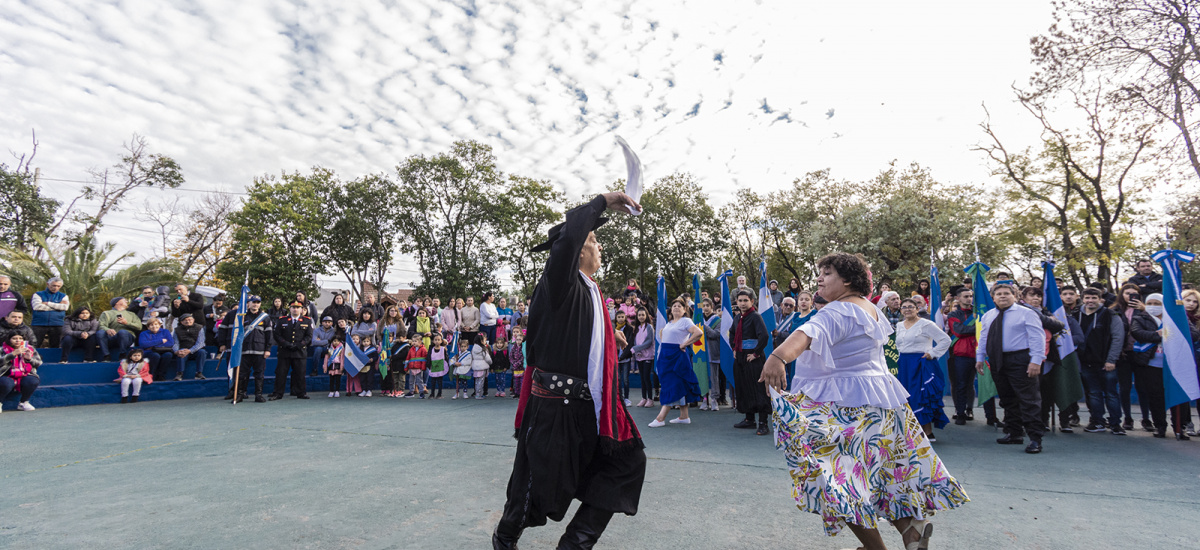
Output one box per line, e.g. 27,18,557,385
236,354,266,396
1132,365,1167,432
497,393,645,548
992,350,1044,441
1116,356,1148,422
32,326,63,348
733,355,770,417
274,356,307,397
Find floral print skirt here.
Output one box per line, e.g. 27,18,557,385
770,388,969,537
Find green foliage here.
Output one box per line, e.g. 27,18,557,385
395,140,509,300
495,175,564,298
1168,191,1200,284
0,164,59,252
217,169,330,300
594,173,725,300
317,173,404,300
0,234,180,313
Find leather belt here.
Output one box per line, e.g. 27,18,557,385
531,368,592,401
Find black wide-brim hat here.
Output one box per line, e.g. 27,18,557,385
530,217,608,252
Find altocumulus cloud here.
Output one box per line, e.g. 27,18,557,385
1,0,1049,206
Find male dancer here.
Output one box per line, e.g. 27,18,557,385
495,192,644,550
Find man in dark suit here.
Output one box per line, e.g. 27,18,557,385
494,192,643,550
270,300,313,400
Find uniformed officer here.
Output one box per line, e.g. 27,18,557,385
270,300,313,400
219,295,272,403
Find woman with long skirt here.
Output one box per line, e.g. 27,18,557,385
894,298,952,441
762,253,968,550
648,299,703,427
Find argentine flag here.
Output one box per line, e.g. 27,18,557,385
342,332,372,377
656,275,668,358
1152,248,1200,408
758,260,776,358
719,269,736,389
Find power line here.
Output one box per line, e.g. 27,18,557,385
38,176,248,196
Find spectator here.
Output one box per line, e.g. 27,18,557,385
0,275,28,319
914,279,931,302
62,306,103,363
31,276,70,348
116,348,153,403
169,283,204,320
879,291,902,327
1113,284,1155,432
440,298,461,342
98,297,142,361
203,294,229,349
1088,281,1117,307
351,309,377,341
1124,259,1163,296
129,286,168,324
1,332,42,411
1075,287,1125,435
460,296,480,347
172,313,206,380
358,292,384,322
813,294,829,310
1060,285,1081,316
295,291,319,321
267,297,286,318
870,282,892,305
321,293,354,323
947,286,996,426
496,297,513,338
311,316,335,376
0,310,36,346
735,275,752,295
480,292,499,344
768,280,783,307
138,317,176,381
784,278,802,303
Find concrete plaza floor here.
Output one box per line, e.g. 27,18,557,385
2,395,1199,549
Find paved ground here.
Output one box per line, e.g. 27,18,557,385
3,395,1199,549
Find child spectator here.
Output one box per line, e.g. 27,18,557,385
410,307,433,348
509,330,525,399
469,334,492,399
324,338,344,398
404,335,428,398
427,332,448,399
386,335,410,397
1,332,42,411
491,335,510,398
117,348,152,403
359,335,378,398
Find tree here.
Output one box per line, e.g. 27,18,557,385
167,193,238,288
316,174,404,303
978,85,1155,288
395,140,508,300
0,131,60,252
1030,0,1200,182
496,175,564,298
134,196,184,259
1168,190,1200,284
0,234,180,313
49,134,184,248
217,169,328,300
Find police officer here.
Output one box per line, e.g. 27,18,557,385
219,295,272,403
270,300,313,400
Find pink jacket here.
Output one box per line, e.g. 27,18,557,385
115,359,154,385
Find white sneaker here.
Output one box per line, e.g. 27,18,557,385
624,399,632,406
669,417,691,424
334,391,340,397
18,401,35,411
648,419,666,427
363,391,371,397
711,401,720,412
475,396,484,400
328,392,335,398
699,399,709,411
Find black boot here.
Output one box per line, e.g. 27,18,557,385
557,504,613,550
254,394,266,403
120,396,128,404
225,390,235,400
492,520,523,550
131,395,139,403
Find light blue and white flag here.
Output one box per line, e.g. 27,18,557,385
719,269,736,389
1152,248,1200,408
1043,260,1085,406
227,273,269,388
342,331,372,378
656,275,668,358
758,260,776,358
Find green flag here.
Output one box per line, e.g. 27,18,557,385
966,261,999,404
692,273,710,394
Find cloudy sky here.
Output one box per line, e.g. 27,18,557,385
1,0,1055,288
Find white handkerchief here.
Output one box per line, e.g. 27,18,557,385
615,136,643,215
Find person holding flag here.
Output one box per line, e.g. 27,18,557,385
718,270,737,408
1038,261,1086,433
494,191,644,550
965,259,1003,427
219,295,272,403
699,298,724,411
1151,245,1200,438
729,288,771,435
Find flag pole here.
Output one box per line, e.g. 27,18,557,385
231,271,247,405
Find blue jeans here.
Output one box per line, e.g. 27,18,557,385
61,333,106,362
144,350,175,380
101,330,135,361
482,325,497,345
176,352,206,379
309,346,327,376
617,359,631,400
1081,364,1122,426
0,374,39,404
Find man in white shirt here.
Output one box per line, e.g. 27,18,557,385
976,283,1048,454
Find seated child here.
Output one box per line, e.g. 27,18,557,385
117,348,153,403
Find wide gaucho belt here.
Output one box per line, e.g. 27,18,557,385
531,368,592,401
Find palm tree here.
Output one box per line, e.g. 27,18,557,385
1,234,181,314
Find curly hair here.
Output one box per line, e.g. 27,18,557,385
816,253,872,296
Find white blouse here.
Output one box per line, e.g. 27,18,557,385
894,318,951,358
790,301,910,409
659,317,696,346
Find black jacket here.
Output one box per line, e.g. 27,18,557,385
322,303,355,323
0,318,35,344
1122,308,1161,367
170,290,205,318
1124,273,1163,295
274,315,314,359
218,308,273,354
729,309,768,360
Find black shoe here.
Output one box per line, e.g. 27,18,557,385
717,398,728,406
756,422,770,436
965,412,975,421
131,395,138,403
254,395,266,403
986,417,1002,427
996,434,1025,445
297,395,310,399
268,395,283,401
120,396,128,404
954,417,966,426
173,375,183,381
1084,422,1107,433
1111,424,1127,436
1153,429,1167,439
224,391,235,400
733,419,757,429
195,373,206,380
1059,423,1074,433
926,432,937,442
1025,441,1042,454
1122,419,1134,431
492,530,519,550
1069,415,1080,427
1142,419,1155,432
1176,432,1191,441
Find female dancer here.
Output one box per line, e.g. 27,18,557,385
894,298,951,441
648,299,703,427
762,253,967,550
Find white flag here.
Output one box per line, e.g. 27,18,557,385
615,136,643,215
